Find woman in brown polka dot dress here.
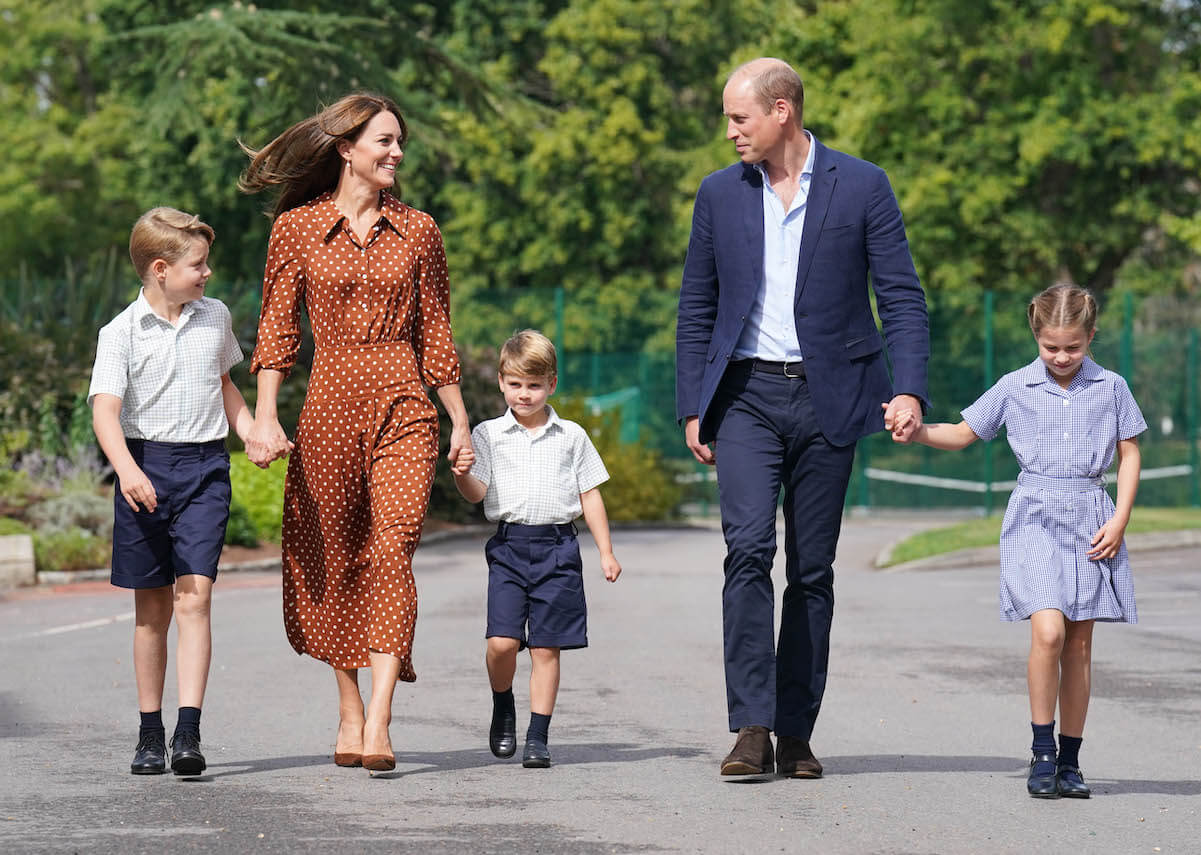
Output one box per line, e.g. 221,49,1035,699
240,93,473,772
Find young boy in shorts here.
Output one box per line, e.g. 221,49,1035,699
89,207,255,776
454,329,622,768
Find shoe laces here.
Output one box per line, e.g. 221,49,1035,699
136,731,165,752
172,730,201,751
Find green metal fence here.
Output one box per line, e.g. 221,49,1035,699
462,286,1200,513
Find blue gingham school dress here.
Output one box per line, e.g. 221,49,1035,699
962,357,1147,622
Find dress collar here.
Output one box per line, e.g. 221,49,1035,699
311,190,410,243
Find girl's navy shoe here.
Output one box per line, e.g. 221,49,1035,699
1027,753,1058,798
1056,764,1091,798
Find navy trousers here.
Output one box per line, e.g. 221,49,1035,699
712,363,856,738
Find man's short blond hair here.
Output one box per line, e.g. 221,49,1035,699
129,207,215,281
728,58,804,128
498,329,557,379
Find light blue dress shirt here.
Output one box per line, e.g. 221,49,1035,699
733,130,816,361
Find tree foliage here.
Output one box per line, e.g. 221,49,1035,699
2,0,1199,471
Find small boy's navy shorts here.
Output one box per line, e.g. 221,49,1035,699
110,439,231,590
485,522,588,650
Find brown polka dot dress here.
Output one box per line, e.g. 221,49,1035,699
250,190,461,682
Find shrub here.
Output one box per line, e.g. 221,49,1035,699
229,455,287,543
33,528,110,573
225,496,260,547
0,517,33,536
26,492,113,540
552,399,682,522
429,344,499,523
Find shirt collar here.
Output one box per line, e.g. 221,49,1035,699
134,287,196,328
754,129,816,183
1019,355,1105,387
313,190,410,243
500,404,561,437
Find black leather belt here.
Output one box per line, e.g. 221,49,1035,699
735,359,806,378
496,522,577,538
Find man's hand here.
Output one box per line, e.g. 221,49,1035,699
882,395,923,443
684,416,715,465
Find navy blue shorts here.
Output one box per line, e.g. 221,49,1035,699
110,439,231,590
486,522,588,650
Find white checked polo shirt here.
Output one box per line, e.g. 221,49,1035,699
468,406,609,525
88,290,244,442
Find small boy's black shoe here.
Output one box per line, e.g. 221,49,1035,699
489,704,517,758
170,731,206,776
1027,753,1058,798
130,730,167,775
1056,764,1091,798
522,738,551,768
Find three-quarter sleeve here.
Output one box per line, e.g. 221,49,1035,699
250,212,305,376
410,213,462,388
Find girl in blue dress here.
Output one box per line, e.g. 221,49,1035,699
893,284,1146,799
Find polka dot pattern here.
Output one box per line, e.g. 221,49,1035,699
251,191,462,681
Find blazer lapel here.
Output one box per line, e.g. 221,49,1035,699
740,164,764,297
794,142,836,305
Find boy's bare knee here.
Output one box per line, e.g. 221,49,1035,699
528,646,561,664
173,577,213,620
487,637,521,657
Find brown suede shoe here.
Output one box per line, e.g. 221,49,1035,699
720,726,774,776
776,735,822,778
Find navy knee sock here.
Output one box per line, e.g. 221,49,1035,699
527,712,551,745
175,706,202,739
1031,721,1056,774
139,710,164,738
1058,734,1083,769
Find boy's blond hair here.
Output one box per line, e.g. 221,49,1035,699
498,329,557,379
129,207,215,282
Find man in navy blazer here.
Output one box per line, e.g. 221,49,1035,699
676,58,929,778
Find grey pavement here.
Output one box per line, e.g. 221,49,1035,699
1,515,1198,854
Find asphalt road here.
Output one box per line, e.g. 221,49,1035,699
2,516,1198,854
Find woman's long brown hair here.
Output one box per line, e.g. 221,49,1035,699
238,93,408,218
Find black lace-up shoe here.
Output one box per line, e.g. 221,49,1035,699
522,738,551,768
170,731,206,776
130,730,167,775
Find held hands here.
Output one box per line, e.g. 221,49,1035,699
883,396,923,443
245,416,294,469
448,424,474,475
116,463,157,513
1088,515,1129,561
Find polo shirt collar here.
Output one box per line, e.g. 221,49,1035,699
134,287,196,328
314,190,410,243
500,404,561,438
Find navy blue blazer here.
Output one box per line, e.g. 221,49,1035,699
676,140,930,447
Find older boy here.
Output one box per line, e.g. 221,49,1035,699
89,207,255,776
454,329,621,768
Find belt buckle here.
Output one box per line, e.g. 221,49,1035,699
783,361,802,378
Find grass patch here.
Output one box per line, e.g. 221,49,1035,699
882,507,1201,567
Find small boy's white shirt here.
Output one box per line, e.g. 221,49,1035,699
88,290,243,442
469,405,609,524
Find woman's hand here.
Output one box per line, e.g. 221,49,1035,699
246,416,294,469
448,423,473,475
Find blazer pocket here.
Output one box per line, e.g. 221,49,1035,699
845,331,884,360
822,222,858,233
